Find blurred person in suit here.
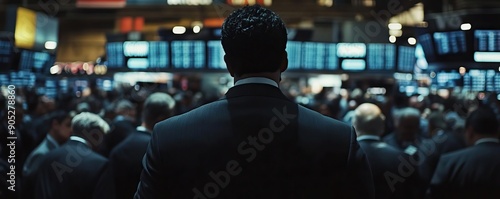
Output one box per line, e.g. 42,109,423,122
109,92,175,199
353,103,420,199
34,112,114,199
134,5,374,199
384,107,425,154
416,111,465,185
99,99,137,157
430,107,500,199
22,110,74,199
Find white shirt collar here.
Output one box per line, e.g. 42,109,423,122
357,135,381,142
234,77,279,88
70,136,89,146
136,126,152,134
46,134,60,147
475,138,500,145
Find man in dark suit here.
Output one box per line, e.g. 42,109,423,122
22,111,74,199
430,107,500,199
34,112,115,199
384,107,424,154
99,99,137,157
353,103,419,199
416,112,465,184
135,5,374,199
110,93,175,199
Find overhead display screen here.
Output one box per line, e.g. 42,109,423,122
106,42,125,68
486,70,497,92
44,79,58,99
18,50,54,72
397,46,416,72
171,41,205,69
10,71,36,87
337,43,366,58
107,41,169,69
433,31,467,55
474,30,500,63
148,41,169,68
474,30,500,52
418,34,435,61
367,44,396,71
341,59,366,71
207,40,225,69
124,41,148,69
0,74,9,86
463,70,488,91
96,78,114,91
434,71,462,88
59,78,69,94
286,41,302,70
495,72,500,93
325,43,338,70
302,42,326,70
337,43,366,71
0,40,13,67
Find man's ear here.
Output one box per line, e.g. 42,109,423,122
280,51,288,72
224,55,235,77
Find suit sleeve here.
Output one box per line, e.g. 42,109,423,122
429,155,450,199
134,125,168,199
92,162,115,199
345,127,375,199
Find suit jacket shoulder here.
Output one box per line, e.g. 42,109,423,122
430,143,500,198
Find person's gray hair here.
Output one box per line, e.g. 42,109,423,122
114,99,135,113
71,112,110,136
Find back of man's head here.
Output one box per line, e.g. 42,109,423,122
395,107,421,129
72,112,110,149
353,103,385,136
114,99,135,115
221,5,287,76
142,92,176,130
466,107,499,135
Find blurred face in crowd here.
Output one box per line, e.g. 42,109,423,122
52,117,73,144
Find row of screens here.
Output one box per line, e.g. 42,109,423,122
432,70,500,92
106,41,416,72
0,39,56,71
0,73,114,99
0,71,36,88
419,30,500,63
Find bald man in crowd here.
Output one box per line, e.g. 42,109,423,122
353,103,420,199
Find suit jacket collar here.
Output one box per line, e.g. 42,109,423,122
225,83,291,101
475,138,500,146
357,135,381,142
136,126,152,134
46,134,60,149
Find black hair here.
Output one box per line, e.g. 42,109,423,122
221,4,287,76
465,107,499,135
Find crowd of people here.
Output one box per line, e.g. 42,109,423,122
1,4,500,199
